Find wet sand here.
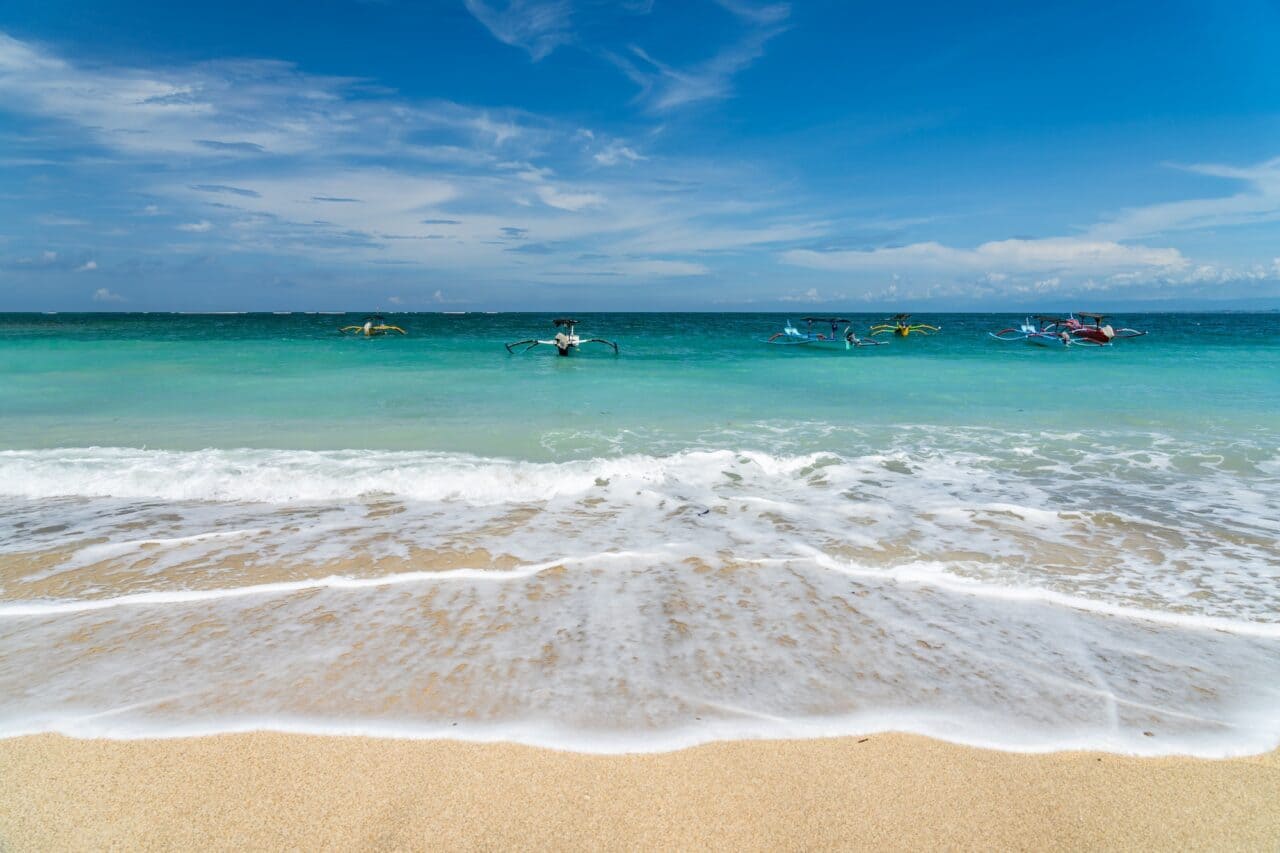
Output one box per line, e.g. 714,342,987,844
1,733,1277,850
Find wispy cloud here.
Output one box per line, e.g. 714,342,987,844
614,258,708,276
779,287,826,302
92,286,124,302
0,32,536,160
783,237,1185,276
535,185,605,211
776,154,1280,299
463,0,573,61
593,141,646,166
1089,156,1280,240
191,184,261,198
195,139,266,154
712,0,790,26
608,2,790,112
762,147,1280,304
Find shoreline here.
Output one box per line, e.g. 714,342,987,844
2,733,1277,850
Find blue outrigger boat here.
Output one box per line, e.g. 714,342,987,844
763,317,884,350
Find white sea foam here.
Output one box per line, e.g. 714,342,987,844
2,431,1278,755
2,551,1278,756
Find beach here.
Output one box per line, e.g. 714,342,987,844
2,313,1279,847
5,0,1280,843
2,733,1278,850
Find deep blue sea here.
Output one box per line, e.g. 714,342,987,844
1,312,1278,754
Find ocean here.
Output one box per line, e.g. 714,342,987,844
1,311,1278,754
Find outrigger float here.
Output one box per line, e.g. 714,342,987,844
506,318,619,356
870,313,940,337
340,315,406,337
1043,313,1147,344
764,317,883,350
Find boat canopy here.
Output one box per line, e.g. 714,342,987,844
553,318,579,327
889,313,911,321
1035,315,1071,325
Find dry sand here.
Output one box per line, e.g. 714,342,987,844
1,734,1277,851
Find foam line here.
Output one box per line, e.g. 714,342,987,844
0,551,662,617
808,552,1280,638
1,709,1276,759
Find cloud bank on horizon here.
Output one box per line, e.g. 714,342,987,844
1,0,1278,310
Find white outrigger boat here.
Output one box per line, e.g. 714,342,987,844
763,317,884,350
506,318,619,356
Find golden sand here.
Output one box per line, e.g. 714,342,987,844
1,734,1276,851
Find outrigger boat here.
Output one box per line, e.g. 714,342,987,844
340,315,406,336
506,318,619,356
1043,312,1147,344
870,313,940,337
988,316,1101,348
764,317,883,349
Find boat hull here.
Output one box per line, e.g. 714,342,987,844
1026,333,1070,348
762,338,853,349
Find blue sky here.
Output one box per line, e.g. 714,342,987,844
2,0,1279,311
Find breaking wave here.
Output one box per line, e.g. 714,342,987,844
2,431,1279,755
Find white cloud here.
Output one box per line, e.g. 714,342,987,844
783,237,1186,276
463,0,572,61
608,4,790,112
75,259,97,272
780,287,823,302
537,257,709,280
713,0,791,25
536,185,605,211
0,31,824,286
776,154,1280,299
593,142,646,166
621,220,826,253
614,258,708,277
0,32,535,160
1014,276,1061,294
1090,156,1280,240
92,287,124,302
387,295,403,305
173,171,457,230
1156,261,1278,286
612,32,780,112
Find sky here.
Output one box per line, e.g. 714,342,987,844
1,0,1279,311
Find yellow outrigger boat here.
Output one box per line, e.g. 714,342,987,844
870,313,940,338
340,315,406,337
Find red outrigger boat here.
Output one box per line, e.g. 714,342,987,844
1044,313,1147,344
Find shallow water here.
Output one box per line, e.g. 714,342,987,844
1,312,1278,754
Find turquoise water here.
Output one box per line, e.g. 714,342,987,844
2,312,1278,454
1,312,1278,754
